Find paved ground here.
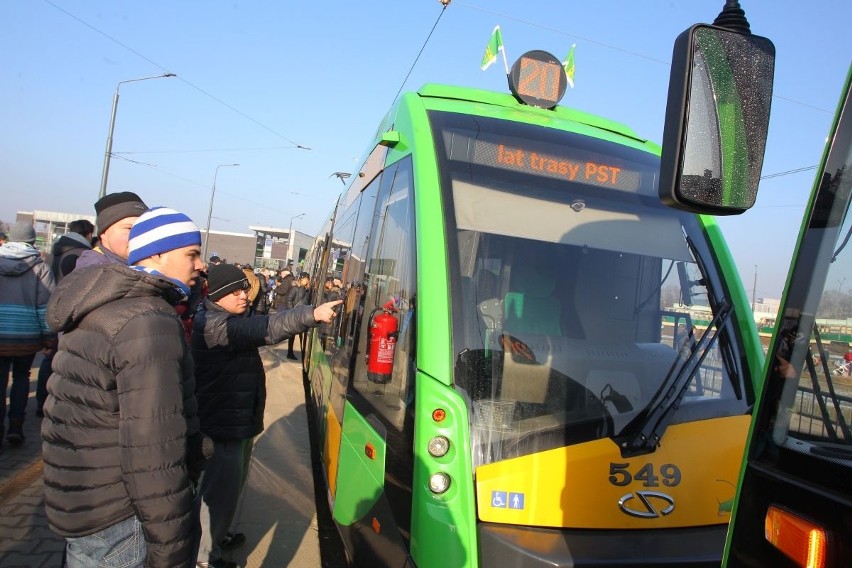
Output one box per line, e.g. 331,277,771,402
0,345,347,568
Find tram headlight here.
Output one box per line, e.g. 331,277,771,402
428,472,451,494
427,436,450,458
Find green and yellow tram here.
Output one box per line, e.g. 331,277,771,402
300,18,773,566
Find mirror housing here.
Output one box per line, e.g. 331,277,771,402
660,24,775,215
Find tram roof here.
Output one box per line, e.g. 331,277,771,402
414,83,652,147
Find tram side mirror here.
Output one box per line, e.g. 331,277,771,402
660,24,775,215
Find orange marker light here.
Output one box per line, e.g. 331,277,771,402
365,443,375,460
432,408,446,422
764,505,827,568
371,517,381,534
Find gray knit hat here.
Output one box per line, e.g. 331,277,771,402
9,221,36,244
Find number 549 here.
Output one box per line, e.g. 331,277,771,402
608,462,682,487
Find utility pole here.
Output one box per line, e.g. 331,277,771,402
203,163,239,261
751,265,758,317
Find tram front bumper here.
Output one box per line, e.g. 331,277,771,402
477,522,726,567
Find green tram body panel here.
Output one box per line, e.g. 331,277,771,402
303,81,763,568
334,400,386,525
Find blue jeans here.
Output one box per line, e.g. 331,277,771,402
0,354,36,426
65,515,147,568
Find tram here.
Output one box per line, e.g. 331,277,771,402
723,68,852,567
300,7,774,566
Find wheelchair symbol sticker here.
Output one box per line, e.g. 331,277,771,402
491,491,525,509
491,491,507,508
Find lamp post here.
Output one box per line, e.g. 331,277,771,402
98,73,177,199
288,212,305,265
203,164,240,260
751,265,758,314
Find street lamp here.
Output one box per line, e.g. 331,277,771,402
98,73,177,199
288,212,305,265
203,164,240,260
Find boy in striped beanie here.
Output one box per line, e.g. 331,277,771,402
127,206,204,297
42,205,206,567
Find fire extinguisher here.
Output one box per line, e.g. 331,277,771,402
366,300,399,384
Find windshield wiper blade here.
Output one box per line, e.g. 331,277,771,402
616,300,733,457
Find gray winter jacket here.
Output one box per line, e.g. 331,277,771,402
41,263,202,568
0,242,55,356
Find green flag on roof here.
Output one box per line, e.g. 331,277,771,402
563,44,576,88
481,26,504,71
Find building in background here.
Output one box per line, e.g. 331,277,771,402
249,225,313,271
15,210,97,252
201,229,257,266
13,211,315,271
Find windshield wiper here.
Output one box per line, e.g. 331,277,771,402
616,300,733,457
806,325,852,440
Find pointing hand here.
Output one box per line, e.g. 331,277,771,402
314,300,343,323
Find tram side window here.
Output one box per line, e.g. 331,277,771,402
320,205,357,359
325,170,384,400
350,159,416,431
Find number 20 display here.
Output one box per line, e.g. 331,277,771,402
508,50,568,109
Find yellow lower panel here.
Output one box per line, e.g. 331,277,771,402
324,403,343,499
476,415,749,528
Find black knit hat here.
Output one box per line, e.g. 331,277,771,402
94,191,147,232
207,263,249,301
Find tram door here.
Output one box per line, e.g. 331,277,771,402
319,156,418,565
724,70,852,568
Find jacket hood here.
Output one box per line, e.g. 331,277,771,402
47,263,185,333
0,242,43,276
52,233,91,256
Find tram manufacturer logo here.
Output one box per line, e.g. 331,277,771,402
618,491,675,519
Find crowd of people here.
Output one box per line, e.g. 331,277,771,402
0,192,341,568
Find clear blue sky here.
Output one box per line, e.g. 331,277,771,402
1,0,849,298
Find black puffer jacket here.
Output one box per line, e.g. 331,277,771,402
285,283,310,309
50,233,91,281
272,274,294,309
41,264,202,568
192,299,317,441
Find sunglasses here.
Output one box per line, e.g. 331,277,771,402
230,280,250,295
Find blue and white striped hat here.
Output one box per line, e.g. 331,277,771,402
127,207,201,265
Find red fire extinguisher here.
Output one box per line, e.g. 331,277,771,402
367,300,399,384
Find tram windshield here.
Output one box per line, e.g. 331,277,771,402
431,111,751,467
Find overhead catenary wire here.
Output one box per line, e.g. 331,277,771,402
454,0,834,114
760,165,817,179
111,154,296,218
41,0,310,149
388,0,452,110
114,147,304,155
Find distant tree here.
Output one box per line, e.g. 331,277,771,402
818,289,852,320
